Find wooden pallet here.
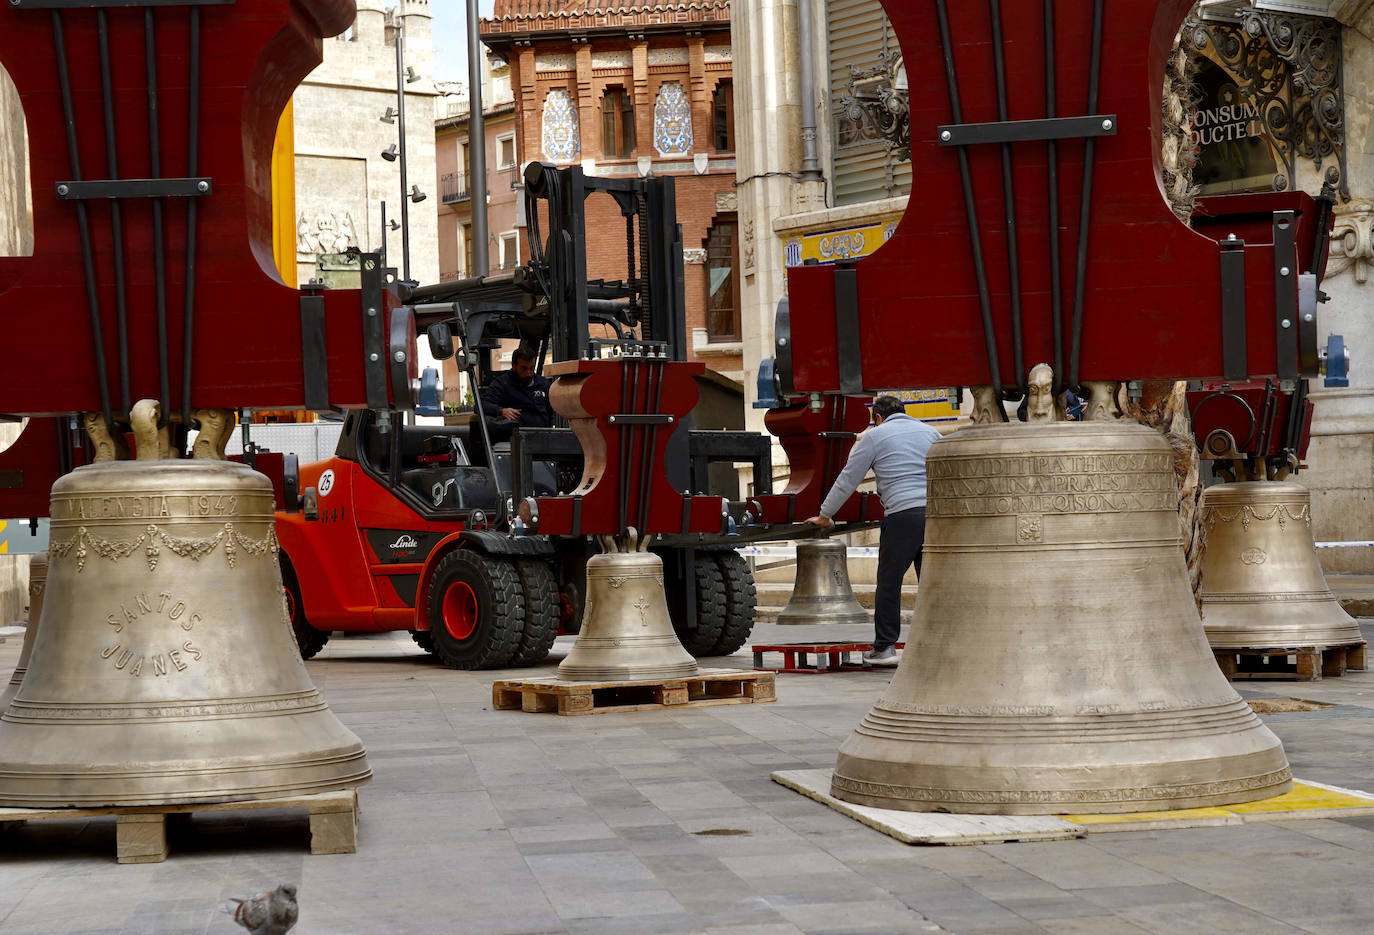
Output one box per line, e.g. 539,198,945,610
752,641,906,674
492,668,776,716
1214,641,1367,682
0,788,359,864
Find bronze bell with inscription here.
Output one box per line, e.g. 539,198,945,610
777,539,871,627
1,551,46,713
831,422,1291,814
0,459,370,806
1199,481,1364,652
557,542,699,681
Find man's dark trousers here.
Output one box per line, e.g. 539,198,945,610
874,506,925,652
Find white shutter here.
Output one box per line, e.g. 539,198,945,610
827,0,912,206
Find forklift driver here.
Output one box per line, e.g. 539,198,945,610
481,347,554,438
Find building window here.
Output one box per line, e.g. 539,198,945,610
601,87,636,158
500,232,520,270
705,220,740,342
497,134,516,169
462,223,474,279
713,81,734,152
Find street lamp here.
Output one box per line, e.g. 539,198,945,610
384,14,421,281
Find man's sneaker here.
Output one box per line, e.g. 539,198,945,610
863,647,899,667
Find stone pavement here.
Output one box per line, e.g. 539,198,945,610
3,622,1374,935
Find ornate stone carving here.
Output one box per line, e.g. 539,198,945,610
1025,364,1058,423
681,248,708,265
1184,11,1349,200
295,211,358,255
969,386,1002,425
1083,381,1122,421
1327,200,1373,283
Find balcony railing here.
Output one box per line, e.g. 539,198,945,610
441,171,472,204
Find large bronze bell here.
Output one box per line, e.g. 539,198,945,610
832,422,1291,814
1199,481,1364,650
557,549,699,681
0,459,370,806
0,551,46,712
777,539,870,627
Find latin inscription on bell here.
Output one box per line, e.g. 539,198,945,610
927,451,1175,517
100,589,206,677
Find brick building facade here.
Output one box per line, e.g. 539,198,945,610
480,0,743,386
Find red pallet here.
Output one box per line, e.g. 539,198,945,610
751,642,905,674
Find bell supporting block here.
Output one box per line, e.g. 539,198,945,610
0,552,46,713
557,550,699,682
1200,481,1364,651
776,539,871,627
832,422,1291,815
0,460,370,807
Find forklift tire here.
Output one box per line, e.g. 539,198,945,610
426,549,524,670
411,630,436,654
708,550,757,657
281,558,330,660
510,561,560,667
673,553,727,657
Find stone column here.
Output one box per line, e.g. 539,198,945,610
1303,9,1374,574
732,0,825,439
0,69,31,257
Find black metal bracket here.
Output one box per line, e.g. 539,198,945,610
55,178,211,199
687,430,773,497
359,253,389,411
833,266,863,395
299,293,329,412
608,414,673,425
1273,211,1298,381
937,115,1117,147
1219,237,1248,382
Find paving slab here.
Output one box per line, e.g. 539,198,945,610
1,621,1374,934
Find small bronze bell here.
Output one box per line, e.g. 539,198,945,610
557,549,699,681
832,422,1291,814
0,457,370,807
1199,481,1364,650
1,551,46,712
777,539,871,627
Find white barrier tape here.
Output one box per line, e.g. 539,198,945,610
1315,541,1374,549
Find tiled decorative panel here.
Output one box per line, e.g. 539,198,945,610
592,50,631,69
705,45,732,63
542,88,580,162
653,81,692,156
647,47,689,66
535,53,575,72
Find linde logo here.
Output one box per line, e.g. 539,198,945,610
1191,102,1260,146
389,535,420,550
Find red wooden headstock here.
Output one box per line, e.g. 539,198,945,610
0,0,404,418
785,0,1329,395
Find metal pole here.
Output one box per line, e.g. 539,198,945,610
797,0,822,182
380,199,389,266
396,17,412,281
466,0,489,276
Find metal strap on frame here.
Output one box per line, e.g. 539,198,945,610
1272,211,1299,381
359,253,389,410
1219,237,1248,382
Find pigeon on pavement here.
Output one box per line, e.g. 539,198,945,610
224,883,299,935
